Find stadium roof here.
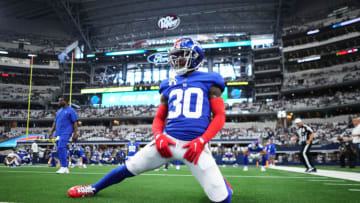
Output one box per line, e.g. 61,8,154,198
0,0,358,52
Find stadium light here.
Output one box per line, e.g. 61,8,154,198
86,54,95,58
0,51,8,54
306,29,320,35
105,50,147,56
332,17,360,28
297,56,321,63
154,40,252,52
28,54,37,57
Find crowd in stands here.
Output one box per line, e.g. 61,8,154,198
254,65,281,72
262,90,360,112
1,88,359,120
255,87,280,94
0,83,60,103
256,78,282,85
1,114,356,147
283,63,360,90
254,52,280,60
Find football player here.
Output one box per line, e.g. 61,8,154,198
243,141,267,172
68,38,233,203
68,143,87,168
17,148,31,165
117,146,125,166
222,149,237,167
4,150,21,167
90,150,102,166
47,147,60,167
126,135,140,161
265,138,276,167
101,149,114,165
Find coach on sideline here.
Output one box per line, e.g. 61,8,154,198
49,96,79,174
291,118,317,173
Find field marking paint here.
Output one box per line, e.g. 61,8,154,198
0,170,328,179
273,166,360,182
324,183,360,186
308,180,344,182
349,189,360,191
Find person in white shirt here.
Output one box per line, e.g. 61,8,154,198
351,117,360,166
31,140,39,164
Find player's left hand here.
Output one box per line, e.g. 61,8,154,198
182,136,208,165
72,133,78,142
306,140,310,144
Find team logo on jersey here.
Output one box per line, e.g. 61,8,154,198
168,76,177,86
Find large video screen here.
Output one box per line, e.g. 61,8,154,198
102,91,161,107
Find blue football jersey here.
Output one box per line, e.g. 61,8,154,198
118,149,124,157
127,142,139,156
103,151,112,158
70,146,85,159
266,143,276,155
159,71,225,141
91,151,101,160
50,150,58,158
225,152,234,158
248,144,264,153
17,150,28,159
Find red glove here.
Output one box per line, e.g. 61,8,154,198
183,97,225,165
155,133,176,158
182,136,209,165
153,104,176,158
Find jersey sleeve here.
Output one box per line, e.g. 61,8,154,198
304,125,313,133
159,79,170,99
70,108,78,123
210,72,225,92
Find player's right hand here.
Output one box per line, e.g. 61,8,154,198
155,133,176,158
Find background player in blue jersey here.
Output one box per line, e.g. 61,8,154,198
101,149,114,165
243,140,267,172
265,138,276,167
47,147,60,167
69,143,87,168
68,38,233,203
126,135,140,160
49,96,78,174
17,148,31,165
116,146,125,166
222,149,237,167
90,150,101,165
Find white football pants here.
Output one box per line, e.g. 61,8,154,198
126,134,229,202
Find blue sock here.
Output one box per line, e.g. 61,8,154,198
219,179,232,203
262,155,266,166
92,165,134,193
243,155,248,166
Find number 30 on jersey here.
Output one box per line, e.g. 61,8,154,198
168,87,203,119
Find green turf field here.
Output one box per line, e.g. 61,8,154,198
0,165,359,203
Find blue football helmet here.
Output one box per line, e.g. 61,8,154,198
168,37,204,75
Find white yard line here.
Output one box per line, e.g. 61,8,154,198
308,179,344,182
324,183,360,186
349,189,360,191
272,166,360,182
0,170,328,179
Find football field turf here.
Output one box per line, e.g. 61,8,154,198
0,165,359,203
